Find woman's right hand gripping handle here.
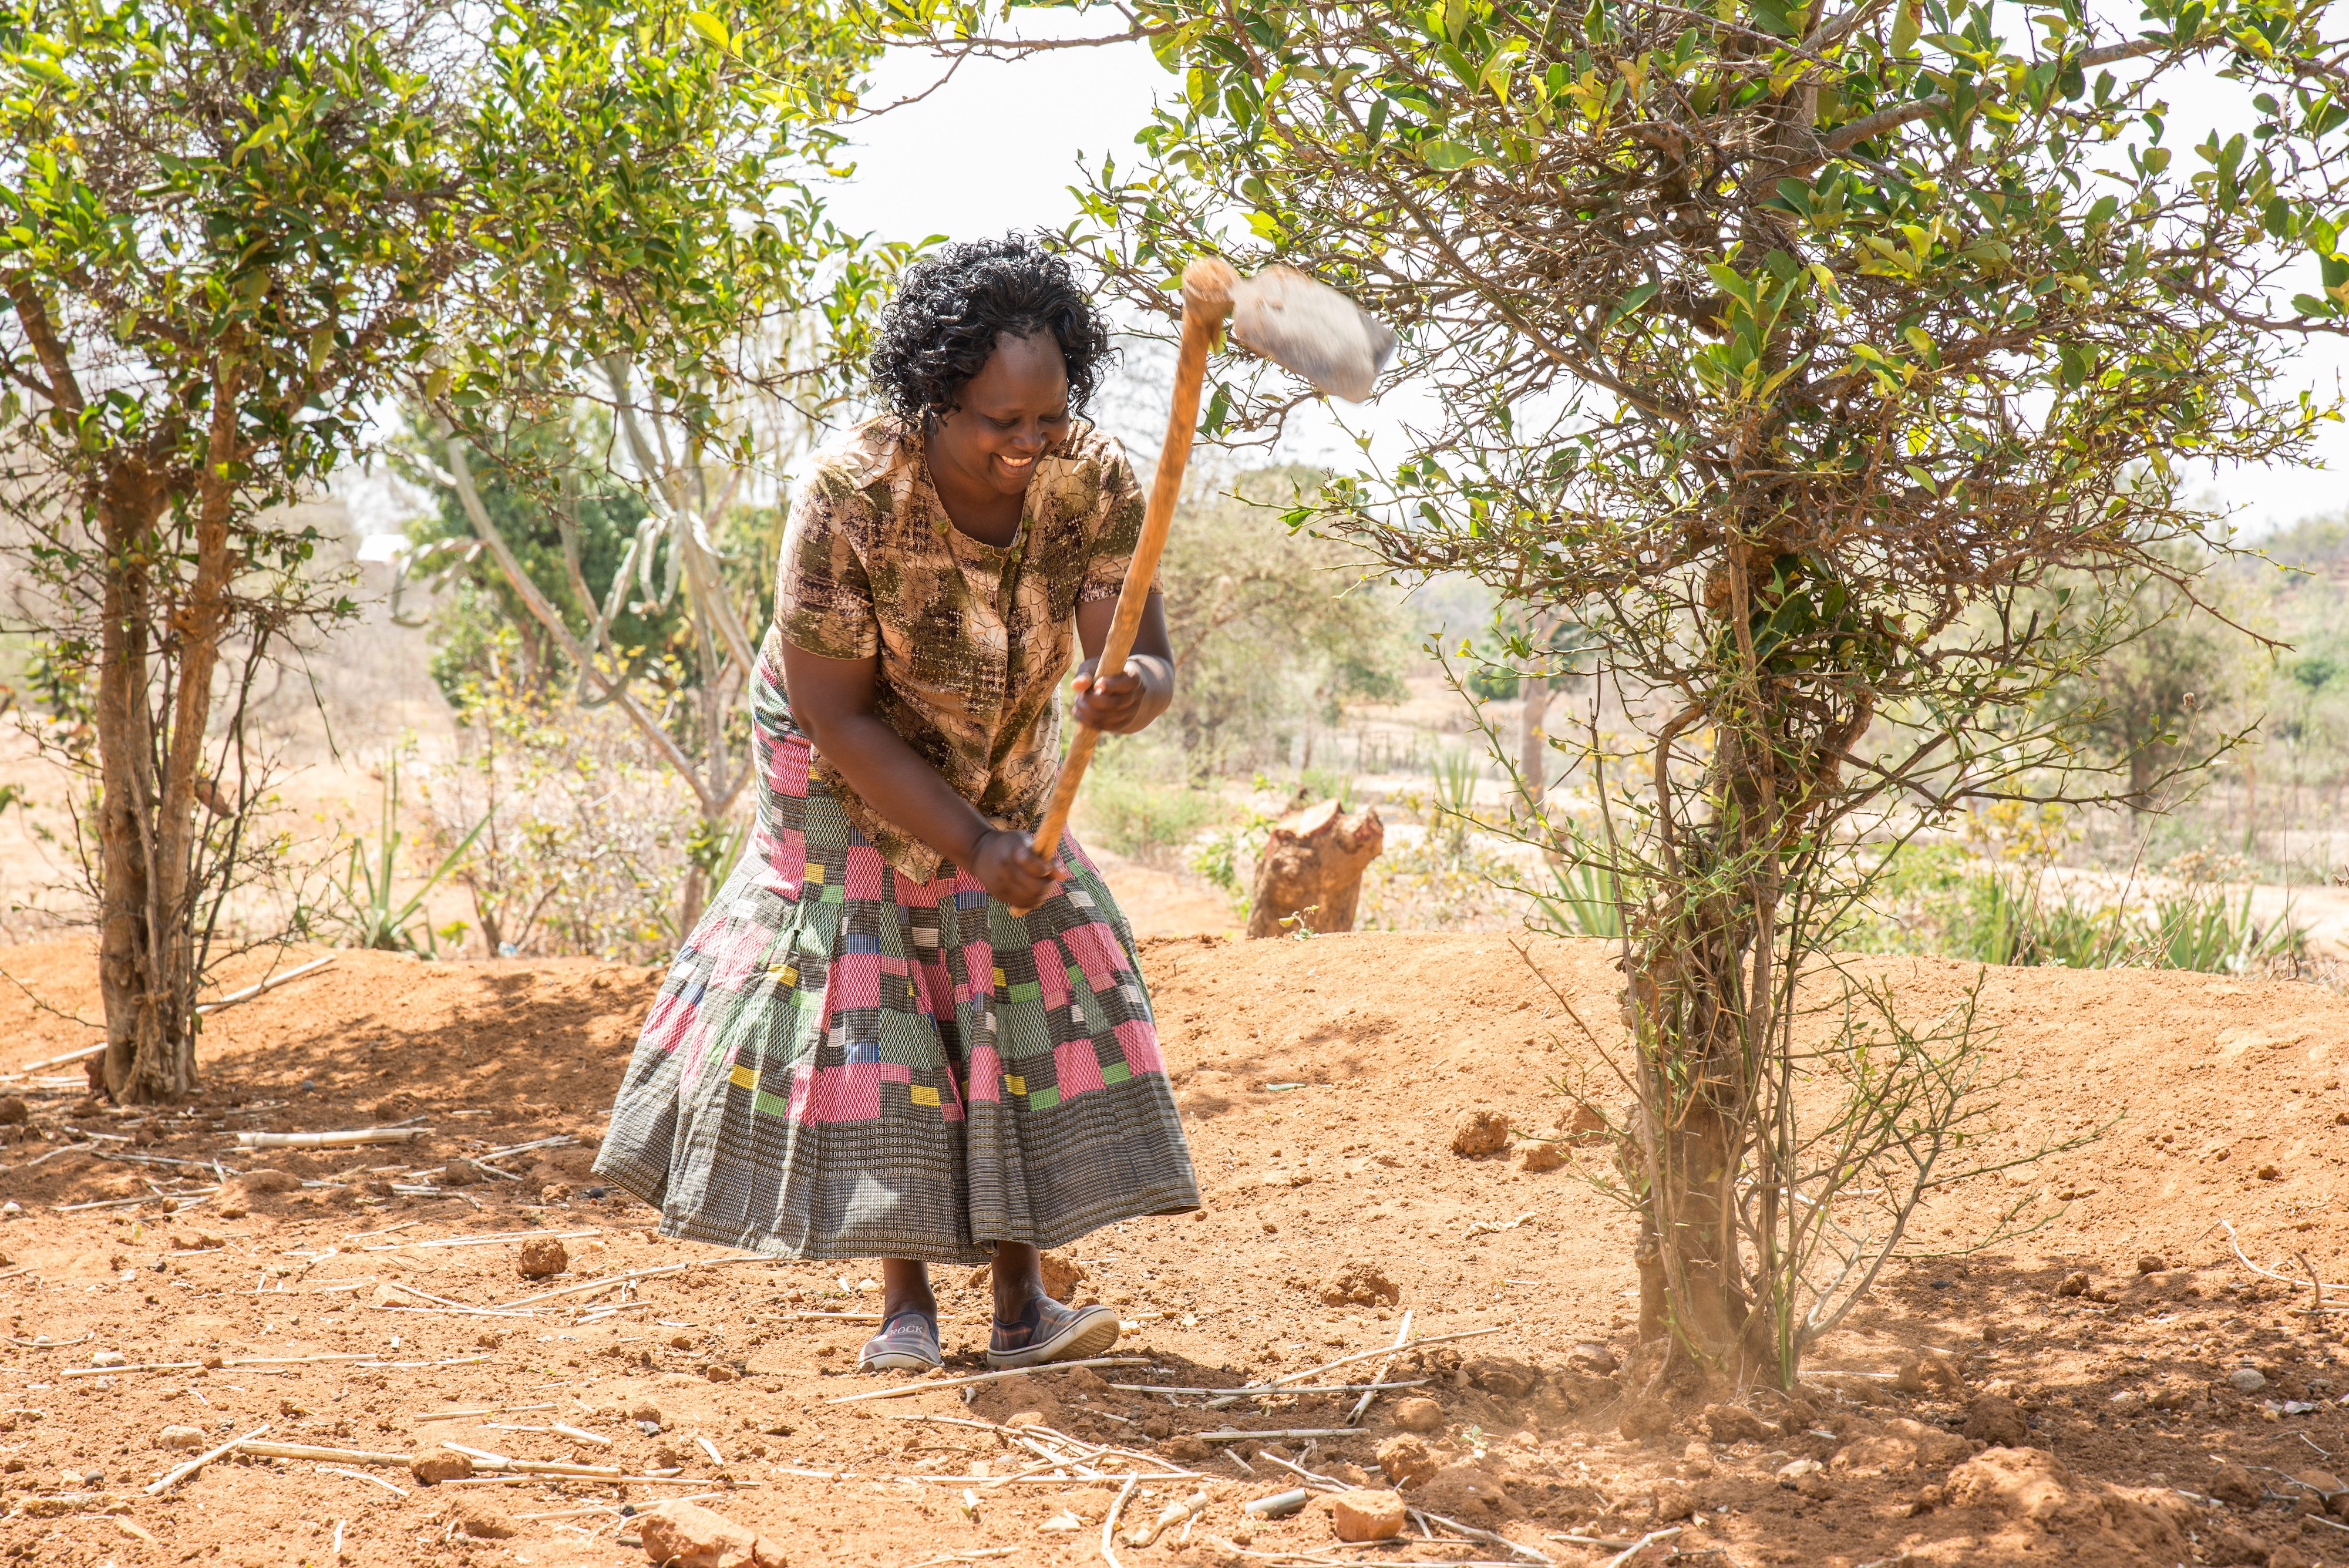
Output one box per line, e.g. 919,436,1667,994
967,827,1068,911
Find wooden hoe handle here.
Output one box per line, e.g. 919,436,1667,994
1007,258,1239,917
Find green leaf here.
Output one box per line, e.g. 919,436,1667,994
1419,138,1481,170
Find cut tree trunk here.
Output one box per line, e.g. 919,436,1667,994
1245,799,1385,938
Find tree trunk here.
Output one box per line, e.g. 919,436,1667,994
1245,798,1384,937
1519,610,1556,820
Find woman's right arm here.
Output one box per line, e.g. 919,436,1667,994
780,642,1066,908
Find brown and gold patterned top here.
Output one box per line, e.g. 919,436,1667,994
772,415,1150,883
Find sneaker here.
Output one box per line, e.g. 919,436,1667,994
858,1308,943,1372
984,1296,1120,1370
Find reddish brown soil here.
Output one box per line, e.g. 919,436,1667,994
0,933,2344,1568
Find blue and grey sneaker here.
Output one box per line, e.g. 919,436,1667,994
985,1296,1120,1370
858,1309,943,1372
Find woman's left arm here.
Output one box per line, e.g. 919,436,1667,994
1070,591,1174,735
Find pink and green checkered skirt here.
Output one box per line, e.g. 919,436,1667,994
593,653,1199,1264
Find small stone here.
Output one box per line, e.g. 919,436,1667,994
635,1500,788,1567
2135,1253,2168,1274
1139,1415,1173,1440
703,1363,738,1384
2257,1163,2283,1181
1449,1109,1509,1158
157,1425,206,1450
517,1237,569,1278
89,1350,126,1368
1963,1393,2030,1448
1388,1397,1445,1434
1377,1434,1438,1487
1330,1489,1406,1543
409,1445,475,1485
629,1399,664,1428
2055,1270,2089,1298
1516,1142,1565,1173
2208,1459,2261,1506
2227,1367,2269,1395
1463,1356,1542,1398
0,1097,27,1125
438,1163,479,1188
585,1186,609,1201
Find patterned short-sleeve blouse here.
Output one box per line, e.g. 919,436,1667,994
772,415,1150,883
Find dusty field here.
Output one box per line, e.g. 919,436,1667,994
0,933,2345,1568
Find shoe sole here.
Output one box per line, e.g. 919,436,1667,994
858,1349,941,1373
984,1304,1120,1370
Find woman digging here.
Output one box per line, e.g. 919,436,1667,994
593,235,1200,1373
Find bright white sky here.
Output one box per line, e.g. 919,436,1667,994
823,16,2349,543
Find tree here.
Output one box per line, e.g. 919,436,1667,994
0,0,895,1101
1088,0,2346,1384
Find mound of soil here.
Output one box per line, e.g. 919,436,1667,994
0,933,2342,1567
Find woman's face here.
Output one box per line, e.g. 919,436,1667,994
929,330,1071,499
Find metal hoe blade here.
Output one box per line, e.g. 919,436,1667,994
1227,266,1398,403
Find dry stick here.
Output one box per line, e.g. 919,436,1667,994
317,1463,409,1498
2220,1219,2349,1308
1108,1381,1426,1398
823,1357,1153,1405
495,1252,779,1309
197,954,335,1015
1347,1308,1413,1425
1600,1527,1682,1568
238,1442,413,1466
1099,1472,1141,1568
1,1041,105,1075
1196,1429,1360,1444
237,1128,424,1150
149,1424,271,1495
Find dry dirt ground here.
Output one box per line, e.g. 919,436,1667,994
0,933,2345,1568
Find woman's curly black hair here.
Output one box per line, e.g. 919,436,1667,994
869,235,1114,426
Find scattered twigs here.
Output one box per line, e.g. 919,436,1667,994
1348,1308,1412,1425
237,1128,425,1150
365,1228,599,1253
1125,1489,1210,1549
1598,1527,1681,1568
198,955,335,1015
439,1441,624,1478
2220,1220,2349,1309
1100,1472,1140,1568
1110,1380,1425,1398
1197,1429,1360,1444
149,1424,271,1495
822,1357,1153,1405
1207,1325,1504,1407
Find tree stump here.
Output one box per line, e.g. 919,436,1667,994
1246,798,1385,938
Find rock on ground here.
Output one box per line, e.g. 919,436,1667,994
1449,1109,1509,1158
1330,1489,1406,1542
1377,1434,1438,1486
1387,1397,1445,1434
637,1500,789,1567
517,1236,569,1278
1964,1392,2030,1447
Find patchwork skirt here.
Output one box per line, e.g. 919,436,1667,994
592,659,1199,1264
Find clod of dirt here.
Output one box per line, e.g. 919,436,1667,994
451,1498,516,1539
2207,1459,2261,1506
1387,1397,1445,1434
1560,1100,1607,1139
1963,1393,2030,1447
156,1425,204,1450
2135,1253,2168,1273
439,1163,479,1188
2199,1523,2272,1566
0,1096,26,1125
1618,1398,1674,1442
517,1237,569,1278
1895,1350,1964,1395
1463,1356,1542,1398
2256,1162,2283,1180
1317,1262,1401,1308
1160,1435,1211,1462
1415,1462,1513,1520
228,1169,299,1200
2269,1546,2315,1568
703,1362,738,1383
171,1230,224,1250
1377,1434,1438,1486
1778,1458,1833,1499
1698,1404,1773,1444
964,1250,1087,1300
1651,1479,1697,1522
410,1445,474,1485
1330,1489,1406,1543
1832,1416,1972,1475
635,1499,788,1568
1516,1142,1565,1173
89,1349,126,1368
1139,1415,1173,1441
1567,1340,1618,1376
2055,1270,2091,1297
2226,1367,2269,1395
1449,1109,1509,1158
628,1399,664,1429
